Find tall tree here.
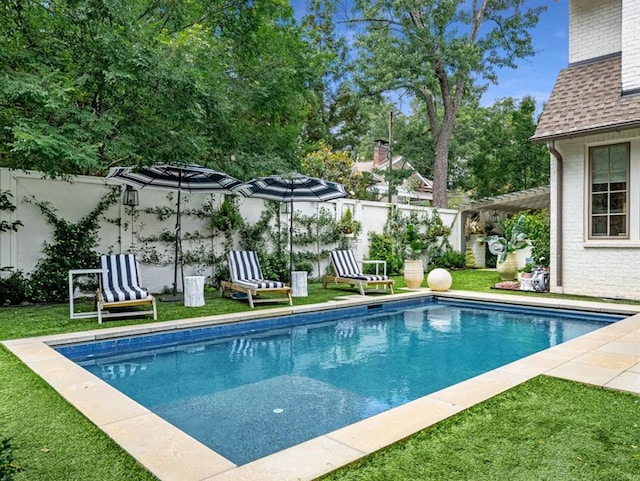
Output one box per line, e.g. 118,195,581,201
351,0,545,207
469,96,549,198
0,0,319,178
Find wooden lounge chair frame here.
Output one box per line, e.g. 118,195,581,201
96,254,157,324
324,249,394,295
220,250,292,308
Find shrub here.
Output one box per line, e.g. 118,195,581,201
368,231,402,275
0,437,23,480
504,209,550,267
431,249,466,270
0,268,29,306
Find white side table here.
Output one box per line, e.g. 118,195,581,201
291,271,308,297
361,260,387,276
184,276,205,307
68,268,105,319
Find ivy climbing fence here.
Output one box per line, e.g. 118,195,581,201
0,168,461,295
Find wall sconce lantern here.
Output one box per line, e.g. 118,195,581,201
492,210,501,225
123,185,139,207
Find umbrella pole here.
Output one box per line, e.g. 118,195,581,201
289,199,294,283
172,189,181,297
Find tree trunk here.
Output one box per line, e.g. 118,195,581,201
432,112,456,208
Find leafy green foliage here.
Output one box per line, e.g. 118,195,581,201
368,232,402,275
336,207,362,237
404,224,423,260
25,189,119,302
430,250,466,270
210,197,244,233
239,201,289,282
294,207,340,278
0,0,320,177
352,1,546,207
0,437,23,480
0,191,23,234
505,209,550,267
0,268,29,307
468,97,550,198
482,214,529,263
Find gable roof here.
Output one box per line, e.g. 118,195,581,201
353,156,433,201
531,55,640,142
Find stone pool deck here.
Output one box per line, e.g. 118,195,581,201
3,289,640,481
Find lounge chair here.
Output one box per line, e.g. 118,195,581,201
220,250,293,308
324,249,394,295
96,254,157,324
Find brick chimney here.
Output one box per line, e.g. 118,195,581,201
373,140,389,166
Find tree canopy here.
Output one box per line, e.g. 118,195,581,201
350,0,546,207
0,0,552,202
0,0,322,179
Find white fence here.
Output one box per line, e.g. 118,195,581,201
0,168,461,294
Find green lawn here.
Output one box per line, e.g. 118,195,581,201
1,271,638,480
320,376,640,481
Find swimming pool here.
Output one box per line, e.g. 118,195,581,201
56,297,623,466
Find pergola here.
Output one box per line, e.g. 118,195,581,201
457,185,550,260
459,185,550,215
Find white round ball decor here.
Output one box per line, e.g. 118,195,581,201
427,268,452,291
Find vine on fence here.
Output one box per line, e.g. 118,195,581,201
25,188,120,302
294,206,341,278
369,207,463,275
0,191,27,306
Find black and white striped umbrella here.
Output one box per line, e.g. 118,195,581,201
107,164,243,194
107,164,243,298
232,173,349,203
233,174,349,278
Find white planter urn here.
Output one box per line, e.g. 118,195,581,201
403,259,424,289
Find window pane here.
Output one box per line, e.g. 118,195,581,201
589,143,628,239
591,155,609,183
592,216,608,236
610,155,627,182
610,192,626,213
610,215,627,236
592,193,608,214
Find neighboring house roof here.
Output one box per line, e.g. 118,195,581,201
531,55,640,142
354,155,433,201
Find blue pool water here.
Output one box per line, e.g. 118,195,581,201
57,298,622,465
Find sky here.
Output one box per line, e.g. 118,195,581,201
290,0,569,108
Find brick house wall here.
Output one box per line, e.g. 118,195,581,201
622,0,640,92
569,0,621,63
534,0,640,300
552,129,640,300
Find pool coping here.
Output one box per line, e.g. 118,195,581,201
4,289,640,481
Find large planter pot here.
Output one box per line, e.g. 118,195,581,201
469,234,486,268
404,259,424,289
496,253,518,281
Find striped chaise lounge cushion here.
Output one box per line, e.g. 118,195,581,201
330,250,389,281
100,254,151,302
228,251,286,289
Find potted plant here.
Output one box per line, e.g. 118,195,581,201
518,263,535,291
403,224,424,289
481,215,528,281
518,263,534,278
337,207,362,238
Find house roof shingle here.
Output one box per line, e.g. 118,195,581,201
531,55,640,142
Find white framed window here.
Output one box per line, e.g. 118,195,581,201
589,143,629,238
